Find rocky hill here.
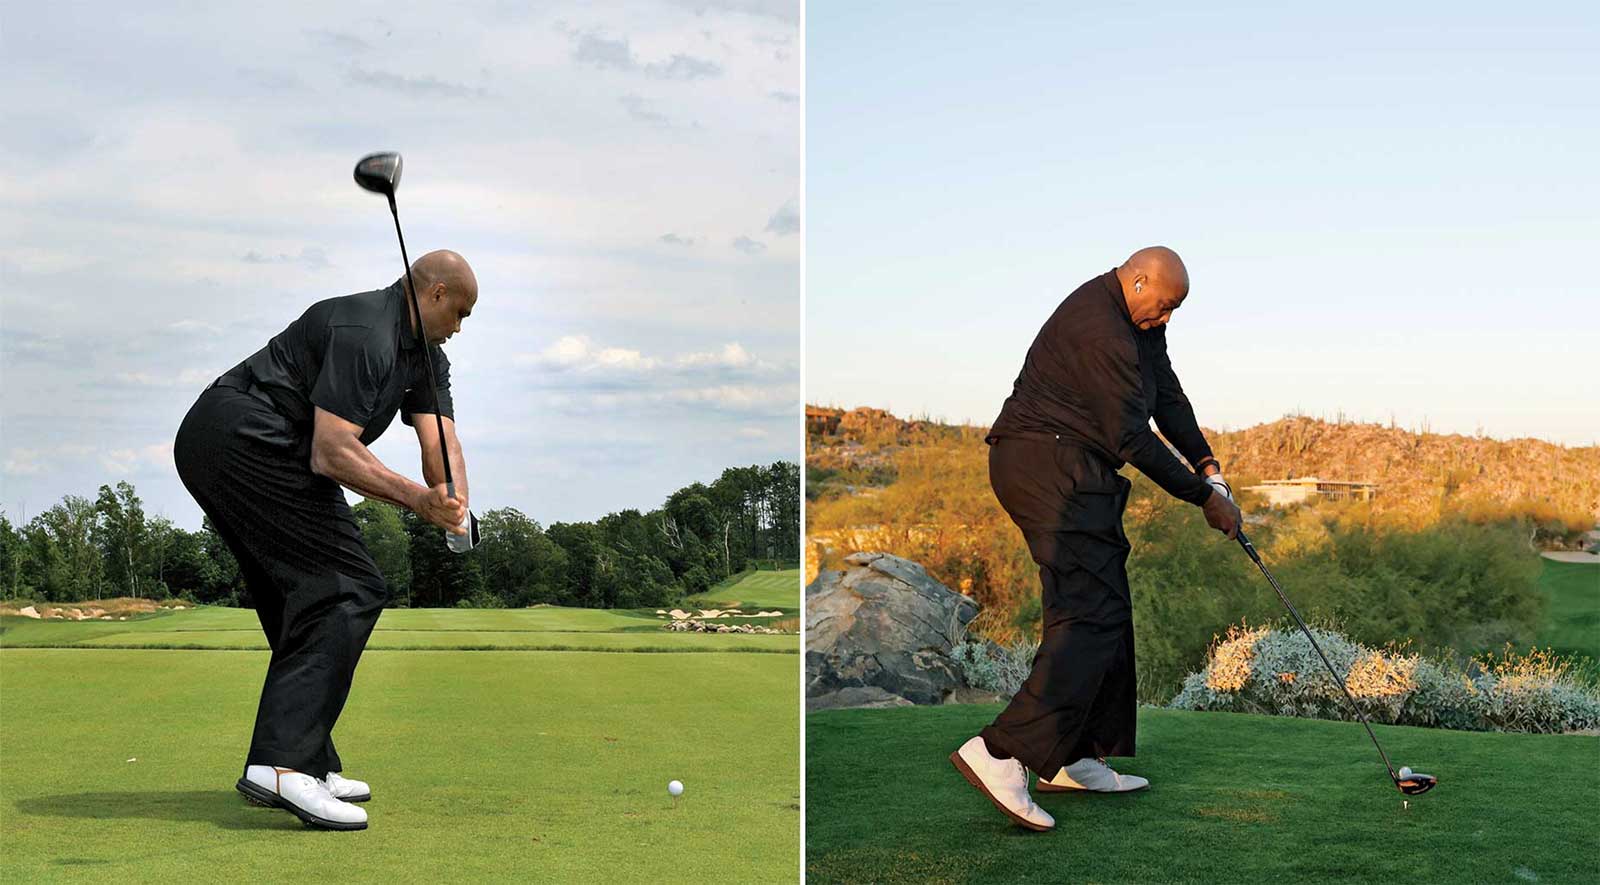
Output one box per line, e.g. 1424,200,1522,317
808,406,1600,530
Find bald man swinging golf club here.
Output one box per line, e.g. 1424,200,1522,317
950,246,1242,831
174,250,480,831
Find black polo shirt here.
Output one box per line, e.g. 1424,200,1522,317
229,281,454,447
988,269,1213,506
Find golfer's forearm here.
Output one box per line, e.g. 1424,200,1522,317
1153,403,1213,470
420,428,468,503
1121,430,1212,505
313,442,425,511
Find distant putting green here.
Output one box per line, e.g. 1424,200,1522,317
686,569,800,611
0,602,798,653
1537,556,1600,670
806,704,1599,884
2,648,798,883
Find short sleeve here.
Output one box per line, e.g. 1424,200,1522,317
401,346,455,426
310,326,391,428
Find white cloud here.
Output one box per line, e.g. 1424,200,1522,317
115,368,217,388
1,0,798,528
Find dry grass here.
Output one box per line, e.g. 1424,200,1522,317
0,597,188,620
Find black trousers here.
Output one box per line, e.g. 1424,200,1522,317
174,384,388,780
979,436,1137,779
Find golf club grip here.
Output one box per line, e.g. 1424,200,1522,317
388,203,454,490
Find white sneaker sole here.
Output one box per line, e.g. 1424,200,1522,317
1036,778,1149,793
235,778,368,831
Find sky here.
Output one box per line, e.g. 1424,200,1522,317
1,0,800,531
806,1,1598,446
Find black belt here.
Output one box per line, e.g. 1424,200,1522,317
208,374,281,411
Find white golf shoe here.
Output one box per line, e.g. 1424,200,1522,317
325,771,372,803
236,765,369,830
1037,756,1150,793
949,736,1055,831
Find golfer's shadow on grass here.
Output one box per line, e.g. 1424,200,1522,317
16,791,300,830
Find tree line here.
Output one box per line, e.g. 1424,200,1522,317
0,461,799,610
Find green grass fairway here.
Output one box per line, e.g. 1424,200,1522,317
686,569,800,611
2,648,799,883
1537,557,1600,669
0,603,798,653
806,704,1599,884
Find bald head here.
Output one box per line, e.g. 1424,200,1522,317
403,250,478,345
409,250,477,300
1115,246,1189,331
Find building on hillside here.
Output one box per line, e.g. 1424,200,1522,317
806,406,842,436
1243,477,1378,506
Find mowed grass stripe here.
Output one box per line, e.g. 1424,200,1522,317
1,603,798,653
67,630,796,653
1537,557,1600,662
687,569,800,611
1,648,799,883
805,704,1600,884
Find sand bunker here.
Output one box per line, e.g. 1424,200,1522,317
1542,551,1600,563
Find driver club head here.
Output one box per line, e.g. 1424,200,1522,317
1396,767,1437,795
354,152,403,198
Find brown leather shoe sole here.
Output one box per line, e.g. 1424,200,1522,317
949,751,1052,832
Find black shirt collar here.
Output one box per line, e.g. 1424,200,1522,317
393,280,420,351
1102,269,1136,329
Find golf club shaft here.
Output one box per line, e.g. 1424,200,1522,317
387,195,455,499
1236,530,1399,781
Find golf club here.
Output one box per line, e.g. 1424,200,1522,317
353,151,455,500
1236,530,1438,797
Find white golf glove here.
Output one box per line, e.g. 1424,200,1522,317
1204,473,1233,502
446,510,481,553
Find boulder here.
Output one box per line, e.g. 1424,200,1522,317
806,551,979,705
807,686,916,712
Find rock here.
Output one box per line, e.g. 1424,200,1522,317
943,687,1010,706
805,551,980,705
807,686,916,712
17,606,40,619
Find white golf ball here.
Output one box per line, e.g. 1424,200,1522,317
1398,766,1412,778
668,780,684,797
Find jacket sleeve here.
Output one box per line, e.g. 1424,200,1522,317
1148,327,1215,471
1077,337,1212,506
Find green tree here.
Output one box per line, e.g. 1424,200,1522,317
0,512,28,600
478,508,566,607
403,510,485,607
94,481,147,598
27,496,104,601
353,500,413,606
197,516,245,606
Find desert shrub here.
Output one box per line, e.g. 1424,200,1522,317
951,639,1039,697
809,440,1553,706
1170,625,1600,734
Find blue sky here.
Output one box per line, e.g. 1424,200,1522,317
1,0,799,530
806,2,1597,446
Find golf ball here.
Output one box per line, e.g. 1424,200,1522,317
668,780,684,797
1399,766,1412,778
